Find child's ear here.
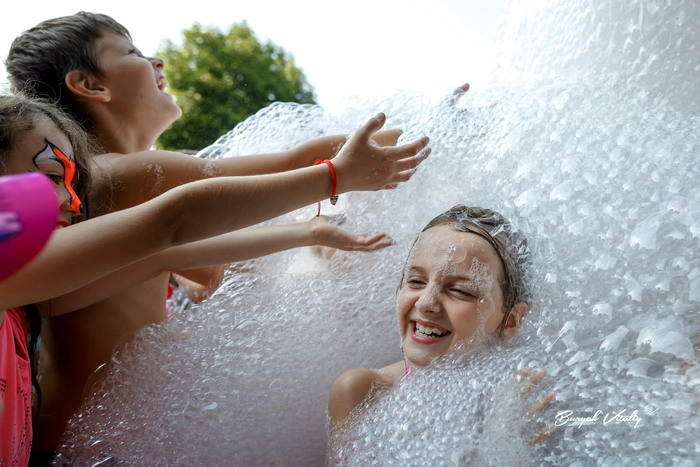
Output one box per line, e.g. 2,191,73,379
65,70,111,103
502,302,528,339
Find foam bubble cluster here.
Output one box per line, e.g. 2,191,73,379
57,0,699,464
328,349,535,466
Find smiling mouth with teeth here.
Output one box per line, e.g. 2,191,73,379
413,321,449,339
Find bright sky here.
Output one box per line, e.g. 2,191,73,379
1,0,507,110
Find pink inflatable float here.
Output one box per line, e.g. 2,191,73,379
0,173,58,281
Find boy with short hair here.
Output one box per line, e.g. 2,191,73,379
6,11,415,453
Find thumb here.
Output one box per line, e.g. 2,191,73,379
353,113,387,141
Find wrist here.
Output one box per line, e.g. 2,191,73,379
306,135,346,159
313,159,338,215
307,218,323,245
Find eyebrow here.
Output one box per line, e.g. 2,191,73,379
447,273,476,282
405,265,425,274
407,265,478,282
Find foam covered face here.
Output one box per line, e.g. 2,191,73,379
397,225,506,367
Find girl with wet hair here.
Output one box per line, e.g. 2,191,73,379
328,204,546,425
418,204,532,332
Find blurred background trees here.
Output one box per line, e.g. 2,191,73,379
157,22,315,151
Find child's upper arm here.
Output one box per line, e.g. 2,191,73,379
93,151,211,211
328,368,380,424
93,149,306,211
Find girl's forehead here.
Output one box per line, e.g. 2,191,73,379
412,226,502,274
6,115,74,170
415,226,494,254
30,116,73,155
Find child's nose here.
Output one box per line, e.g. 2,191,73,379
415,285,441,313
149,57,165,69
58,184,83,216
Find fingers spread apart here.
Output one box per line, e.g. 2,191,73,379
347,232,395,251
383,136,430,160
395,147,431,172
517,367,545,398
529,423,556,445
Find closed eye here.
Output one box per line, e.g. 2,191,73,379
406,278,426,287
450,287,476,299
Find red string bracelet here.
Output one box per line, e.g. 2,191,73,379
313,159,338,216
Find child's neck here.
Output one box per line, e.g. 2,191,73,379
90,116,158,153
95,131,155,154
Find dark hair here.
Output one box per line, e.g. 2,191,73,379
0,93,96,221
403,205,531,332
5,12,131,129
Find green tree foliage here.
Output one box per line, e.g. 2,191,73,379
157,22,316,151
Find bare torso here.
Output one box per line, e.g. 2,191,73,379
36,273,171,450
35,157,177,451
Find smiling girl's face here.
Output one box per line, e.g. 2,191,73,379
398,225,507,367
4,114,83,228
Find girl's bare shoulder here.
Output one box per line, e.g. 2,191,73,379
328,361,406,423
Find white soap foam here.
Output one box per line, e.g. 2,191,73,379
56,0,700,465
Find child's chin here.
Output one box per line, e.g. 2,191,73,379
404,348,440,368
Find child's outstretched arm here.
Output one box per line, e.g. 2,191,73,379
100,128,404,299
93,129,404,213
204,129,404,175
0,113,429,310
42,216,393,314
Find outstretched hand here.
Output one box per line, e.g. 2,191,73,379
309,215,394,252
332,113,430,193
517,367,557,444
370,128,403,147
